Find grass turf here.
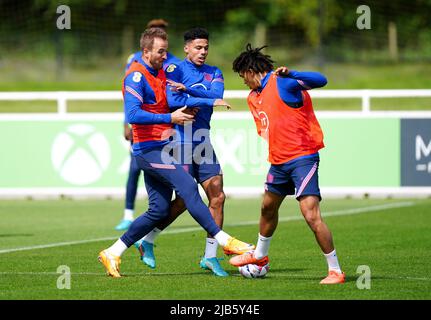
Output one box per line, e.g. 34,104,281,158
0,198,430,300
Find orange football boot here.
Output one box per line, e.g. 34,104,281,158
319,270,345,284
223,237,255,255
98,250,121,278
229,251,269,267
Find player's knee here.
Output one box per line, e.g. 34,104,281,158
150,202,170,218
146,209,169,223
209,191,225,210
303,210,322,230
261,201,278,218
171,197,186,214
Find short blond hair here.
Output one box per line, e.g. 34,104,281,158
140,27,168,50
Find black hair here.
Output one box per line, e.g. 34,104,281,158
183,27,209,43
232,43,275,74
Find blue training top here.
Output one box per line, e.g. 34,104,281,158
165,58,224,144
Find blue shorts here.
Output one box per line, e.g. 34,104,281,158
265,153,321,201
178,142,222,184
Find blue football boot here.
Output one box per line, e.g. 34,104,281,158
199,257,229,277
134,239,156,269
114,219,133,231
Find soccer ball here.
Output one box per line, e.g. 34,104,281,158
238,263,269,279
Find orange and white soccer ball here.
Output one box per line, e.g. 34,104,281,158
239,263,269,278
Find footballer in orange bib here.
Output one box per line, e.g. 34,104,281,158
229,44,345,285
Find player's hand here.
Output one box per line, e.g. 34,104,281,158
171,106,195,125
124,124,132,141
167,79,186,92
274,66,289,77
213,99,231,110
183,107,199,116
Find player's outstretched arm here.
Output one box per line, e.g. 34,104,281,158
166,79,186,92
165,63,222,108
277,68,327,91
182,68,225,99
167,87,216,110
213,99,231,110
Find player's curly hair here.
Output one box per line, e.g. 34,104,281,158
184,27,209,43
232,43,275,74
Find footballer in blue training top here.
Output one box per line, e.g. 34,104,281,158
163,27,233,277
165,29,228,147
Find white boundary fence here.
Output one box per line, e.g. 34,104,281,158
1,89,431,114
1,89,431,199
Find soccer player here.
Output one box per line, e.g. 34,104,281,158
228,44,345,285
125,19,181,73
135,27,231,276
98,28,254,278
115,18,181,231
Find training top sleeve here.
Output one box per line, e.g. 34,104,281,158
165,64,215,110
276,71,327,107
278,70,327,92
184,67,224,99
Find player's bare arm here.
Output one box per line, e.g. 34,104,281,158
213,98,231,110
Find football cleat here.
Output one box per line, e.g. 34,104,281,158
319,270,345,284
199,257,229,277
134,239,156,269
114,219,133,231
229,251,269,267
223,237,255,255
98,249,121,278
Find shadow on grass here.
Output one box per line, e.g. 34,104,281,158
0,233,34,238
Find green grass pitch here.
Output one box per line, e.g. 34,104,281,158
0,198,430,300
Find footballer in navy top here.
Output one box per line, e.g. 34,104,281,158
165,58,224,144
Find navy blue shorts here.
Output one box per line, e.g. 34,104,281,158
265,153,321,201
177,142,222,184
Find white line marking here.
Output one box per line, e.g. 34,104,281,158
0,272,429,282
0,271,195,276
0,237,117,254
270,274,431,282
228,201,415,226
0,201,415,255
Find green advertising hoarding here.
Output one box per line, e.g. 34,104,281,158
319,118,400,186
0,114,400,190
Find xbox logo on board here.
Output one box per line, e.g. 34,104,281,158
51,124,110,185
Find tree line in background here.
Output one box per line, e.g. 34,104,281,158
1,0,430,68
